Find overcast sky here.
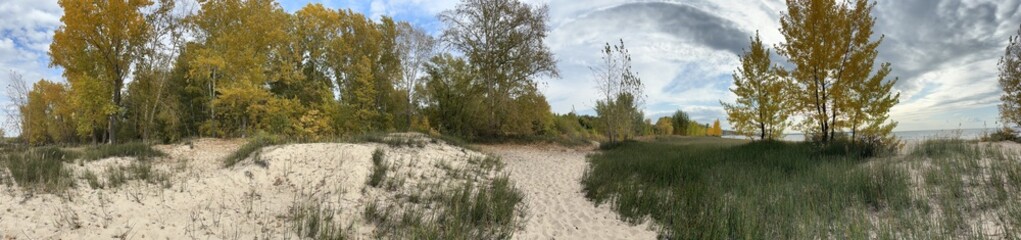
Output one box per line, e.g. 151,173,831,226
1,0,1019,134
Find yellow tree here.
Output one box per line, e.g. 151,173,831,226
722,32,790,140
50,0,153,143
186,0,302,136
21,80,77,145
777,0,897,143
654,117,674,136
1000,25,1021,129
711,119,722,137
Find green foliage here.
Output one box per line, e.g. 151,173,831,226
437,0,558,139
1000,25,1021,129
671,110,690,135
582,138,913,238
593,40,644,143
367,148,388,187
0,147,77,193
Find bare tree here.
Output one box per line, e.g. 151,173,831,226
5,70,30,139
592,39,644,143
395,22,436,129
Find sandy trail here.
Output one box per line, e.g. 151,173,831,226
481,145,657,240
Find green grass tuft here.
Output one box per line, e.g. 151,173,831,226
83,142,165,161
0,147,77,193
367,148,388,187
223,134,286,167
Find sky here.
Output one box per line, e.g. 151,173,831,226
1,0,1019,135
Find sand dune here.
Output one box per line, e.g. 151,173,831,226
1,136,652,239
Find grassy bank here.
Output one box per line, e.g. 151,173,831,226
582,136,1021,238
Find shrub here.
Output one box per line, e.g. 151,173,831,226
982,127,1020,142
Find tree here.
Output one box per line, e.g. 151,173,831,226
186,0,301,137
395,22,436,129
1000,24,1021,129
50,0,154,143
21,80,76,145
776,0,898,143
439,0,559,137
710,119,723,137
127,0,186,142
420,54,481,137
5,71,30,138
722,32,790,140
655,117,674,136
671,110,690,135
593,40,644,143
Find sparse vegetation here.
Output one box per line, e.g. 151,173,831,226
289,198,351,240
103,162,171,188
0,147,77,193
367,148,388,187
582,137,1021,238
83,142,165,161
223,134,286,167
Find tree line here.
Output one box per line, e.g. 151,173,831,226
13,0,907,146
15,0,565,145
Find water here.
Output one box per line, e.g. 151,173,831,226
724,128,997,142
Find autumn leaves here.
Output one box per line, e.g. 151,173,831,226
723,0,899,144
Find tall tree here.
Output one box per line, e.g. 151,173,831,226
50,0,154,143
1000,24,1021,129
671,110,690,135
776,0,897,143
722,32,791,140
593,40,644,143
186,0,301,136
395,22,437,129
655,117,674,136
439,0,559,137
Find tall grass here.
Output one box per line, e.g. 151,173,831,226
223,134,286,167
365,175,523,239
0,147,77,193
83,142,165,161
581,138,951,238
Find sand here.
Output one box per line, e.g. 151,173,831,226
480,144,657,240
0,135,494,239
0,136,654,239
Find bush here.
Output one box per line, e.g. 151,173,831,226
982,127,1020,142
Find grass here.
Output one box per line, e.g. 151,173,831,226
0,147,77,193
289,198,351,240
223,134,286,167
364,176,524,239
367,148,388,187
582,136,1021,238
102,162,171,189
83,142,165,161
363,153,524,239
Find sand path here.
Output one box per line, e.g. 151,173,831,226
481,145,657,240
